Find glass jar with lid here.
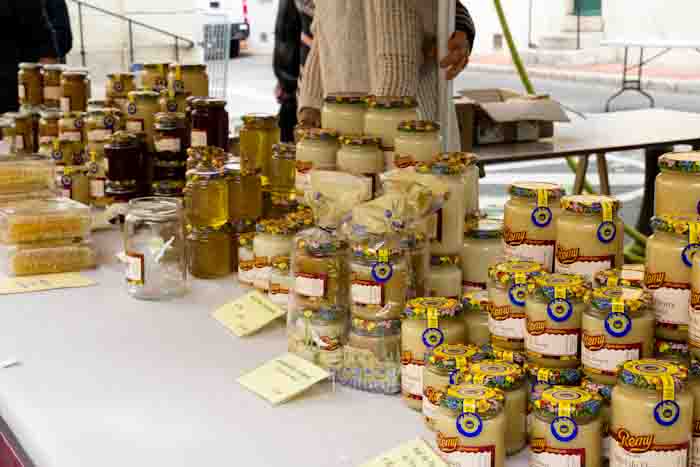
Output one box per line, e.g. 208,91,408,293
104,131,142,196
186,146,227,171
270,143,296,193
58,111,85,143
295,128,339,196
42,64,64,108
159,89,187,114
427,255,462,299
124,197,186,299
321,92,367,135
238,231,256,285
85,108,121,144
50,137,84,166
462,290,493,347
688,360,700,467
126,90,160,151
460,360,528,455
434,384,506,467
106,73,135,114
580,377,614,463
555,195,624,281
393,120,441,168
224,160,262,222
487,260,544,351
582,286,655,385
38,109,60,149
525,272,589,368
504,182,564,272
7,112,34,154
287,303,348,373
645,216,696,342
610,360,692,467
86,149,109,207
462,218,504,292
60,71,89,112
187,226,231,278
594,264,645,289
656,151,700,217
190,98,229,150
401,297,466,410
527,366,584,438
531,386,603,467
184,162,229,229
253,218,297,291
168,64,208,98
336,135,384,197
56,165,89,205
363,96,418,153
141,63,169,92
18,63,43,107
240,114,279,180
0,118,15,154
268,250,292,308
154,112,186,159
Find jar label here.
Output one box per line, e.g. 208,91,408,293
462,281,486,293
44,86,60,101
294,272,326,298
61,131,82,142
436,432,495,467
14,136,23,150
89,179,106,198
503,233,555,272
422,385,443,429
88,129,112,142
610,429,688,467
582,333,641,376
400,354,423,400
191,130,207,147
351,279,384,306
60,97,71,113
555,246,614,282
253,258,272,291
692,421,700,467
39,135,54,145
488,304,525,341
525,323,579,358
126,119,144,133
530,439,584,467
645,271,690,328
155,137,181,153
269,282,290,299
125,252,144,285
18,85,25,99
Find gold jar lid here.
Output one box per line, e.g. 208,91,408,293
19,62,42,70
154,112,184,130
242,113,277,129
658,151,700,174
298,127,339,141
397,120,440,133
366,95,417,109
339,135,381,147
509,181,565,200
461,361,526,390
324,92,367,105
561,194,621,216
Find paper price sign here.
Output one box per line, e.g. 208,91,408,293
0,273,96,295
213,291,286,337
361,438,448,467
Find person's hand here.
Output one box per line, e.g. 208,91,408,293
298,107,321,128
439,31,472,80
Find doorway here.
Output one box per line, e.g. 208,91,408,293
574,0,601,16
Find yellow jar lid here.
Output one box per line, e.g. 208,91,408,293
619,359,687,395
461,290,492,314
397,120,440,133
442,384,505,416
430,254,460,267
339,135,381,147
508,181,564,200
428,344,480,371
593,265,645,288
256,217,302,236
586,286,651,314
324,92,367,105
403,297,461,320
659,151,700,174
526,364,583,386
298,127,339,141
241,113,278,129
534,386,602,419
462,360,526,390
488,260,544,284
561,194,621,216
416,153,467,176
533,272,589,301
366,95,417,109
650,215,700,236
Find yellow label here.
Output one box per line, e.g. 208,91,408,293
128,92,135,103
660,374,675,401
537,368,552,382
515,272,526,285
0,273,96,295
212,290,286,337
558,401,572,418
360,438,449,467
608,276,619,287
500,350,515,362
602,200,613,222
175,64,182,80
554,286,566,299
168,86,175,98
53,138,59,150
537,188,548,207
237,353,330,405
455,356,467,369
378,248,389,263
612,298,624,314
463,398,477,414
427,308,439,328
691,223,700,244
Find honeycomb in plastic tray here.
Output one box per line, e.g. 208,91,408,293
3,240,96,276
0,158,55,194
0,198,91,244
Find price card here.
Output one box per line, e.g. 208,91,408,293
361,438,448,467
0,273,96,295
237,353,330,405
213,291,286,337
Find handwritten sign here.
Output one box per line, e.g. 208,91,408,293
361,438,448,467
0,273,96,295
213,291,286,337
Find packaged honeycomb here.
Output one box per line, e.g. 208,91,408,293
0,198,91,244
3,240,96,276
0,158,55,194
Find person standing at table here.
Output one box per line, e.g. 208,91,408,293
45,0,74,62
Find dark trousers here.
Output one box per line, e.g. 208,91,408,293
278,97,298,143
0,72,19,114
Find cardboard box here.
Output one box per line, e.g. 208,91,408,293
454,88,570,150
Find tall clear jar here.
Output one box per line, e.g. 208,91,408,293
295,128,339,196
504,181,564,272
435,385,507,467
582,286,654,385
270,143,296,193
321,93,367,136
239,114,279,183
126,90,160,151
610,360,692,467
363,96,418,154
525,272,589,368
555,195,624,282
462,290,493,347
187,226,231,278
38,109,60,151
60,71,89,112
427,255,462,299
253,219,296,292
393,120,441,168
18,63,43,107
401,297,466,410
42,64,64,108
527,366,584,439
655,151,700,217
487,260,544,351
184,163,229,229
337,136,384,198
124,197,186,300
168,64,209,98
462,218,504,292
646,216,696,342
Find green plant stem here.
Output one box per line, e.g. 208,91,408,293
493,0,534,94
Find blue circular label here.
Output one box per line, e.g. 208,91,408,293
449,370,461,385
531,206,553,228
682,243,700,267
167,100,178,112
547,298,573,322
456,412,483,438
127,103,137,115
51,150,62,161
654,400,680,427
508,284,528,307
422,328,445,348
597,221,617,244
551,416,578,443
371,262,393,283
74,118,83,129
104,115,115,129
605,312,632,338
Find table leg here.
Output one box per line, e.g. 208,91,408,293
637,146,673,235
573,155,590,195
596,153,611,195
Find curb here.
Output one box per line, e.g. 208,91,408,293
468,63,700,95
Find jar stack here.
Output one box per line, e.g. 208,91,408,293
461,217,504,294
152,112,187,197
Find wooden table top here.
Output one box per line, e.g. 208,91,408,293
475,108,700,164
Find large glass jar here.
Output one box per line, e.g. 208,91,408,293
154,112,186,159
187,226,231,278
184,163,229,229
270,143,296,193
363,96,418,153
646,216,695,342
656,151,700,217
504,182,564,272
525,272,589,368
55,165,90,205
610,360,692,467
106,73,135,114
38,109,60,149
50,137,84,166
18,63,43,107
224,160,262,222
42,64,64,108
240,114,279,181
582,286,655,385
462,218,504,292
689,361,700,467
527,366,584,439
168,64,208,98
141,63,169,92
462,290,493,347
8,112,34,154
60,71,89,112
531,386,603,467
190,98,229,150
58,111,85,143
104,131,142,193
124,197,186,300
594,264,645,289
393,120,441,168
253,219,296,291
460,360,528,455
401,297,466,410
337,135,384,197
580,377,614,463
321,93,367,136
295,128,339,196
487,260,544,351
434,385,506,467
85,109,121,144
126,90,160,151
556,195,624,281
427,255,462,299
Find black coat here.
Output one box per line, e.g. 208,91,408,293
45,0,73,58
273,0,303,97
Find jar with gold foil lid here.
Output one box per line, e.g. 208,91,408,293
401,297,465,410
224,161,262,222
531,386,603,467
337,135,384,197
51,137,84,166
611,360,692,467
6,112,34,154
55,165,90,205
141,63,169,92
168,64,208,98
270,143,296,192
462,290,493,347
646,215,698,342
38,110,60,150
240,113,279,183
106,73,135,113
42,64,64,108
126,90,160,150
393,120,441,168
60,70,89,112
187,226,231,278
487,260,544,351
85,109,121,143
656,151,700,217
556,195,624,281
527,365,584,437
504,182,565,272
427,254,462,299
363,96,418,152
582,286,654,385
187,146,227,171
184,163,229,229
253,218,297,291
594,264,645,289
525,272,589,368
295,128,339,197
462,218,504,293
321,92,367,136
18,63,43,107
58,111,85,143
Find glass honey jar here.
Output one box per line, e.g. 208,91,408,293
270,143,296,193
42,64,64,108
239,113,279,182
18,63,43,107
60,70,89,112
190,98,229,150
184,162,229,228
224,160,262,222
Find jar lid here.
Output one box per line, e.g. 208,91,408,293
533,273,589,301
594,265,645,288
366,95,417,109
526,364,583,386
107,131,139,147
580,377,613,403
586,286,651,314
339,135,381,147
561,195,621,216
242,113,278,129
488,346,527,365
508,181,565,200
461,361,526,390
229,218,256,234
437,151,478,167
256,217,301,236
42,64,65,72
273,143,296,159
462,290,492,314
465,218,503,239
403,297,462,320
128,196,181,220
298,127,339,141
351,317,401,337
534,386,602,419
397,120,440,133
128,90,159,100
40,109,61,119
154,112,183,130
427,344,480,372
169,63,206,71
416,153,467,176
87,99,108,108
107,72,134,79
488,260,544,285
650,215,700,237
350,239,403,263
441,384,505,417
431,254,460,267
62,70,88,77
324,92,367,104
659,151,700,174
19,62,42,70
618,359,687,395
